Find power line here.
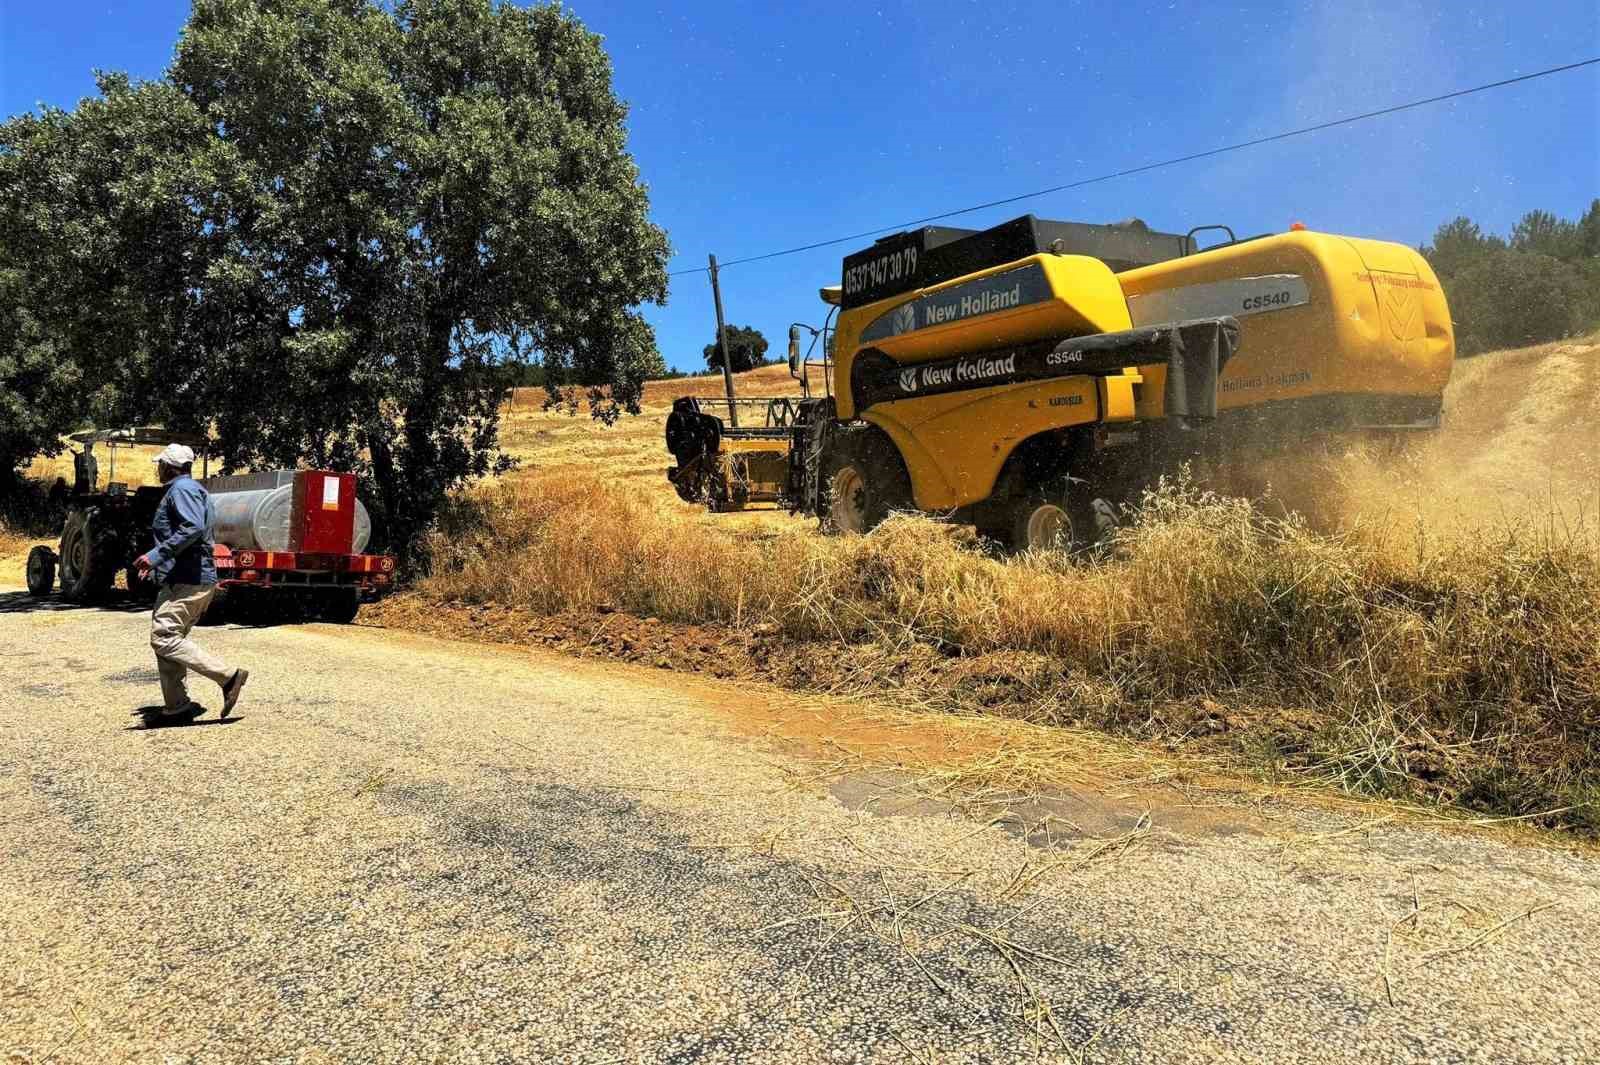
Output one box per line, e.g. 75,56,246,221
667,56,1599,278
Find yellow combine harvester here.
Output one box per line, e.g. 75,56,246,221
667,214,1454,547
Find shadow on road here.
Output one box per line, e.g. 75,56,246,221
0,590,150,615
126,706,246,731
1,588,289,629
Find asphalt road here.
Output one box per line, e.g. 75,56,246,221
2,590,1596,1064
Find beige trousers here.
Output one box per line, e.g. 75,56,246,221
151,583,232,709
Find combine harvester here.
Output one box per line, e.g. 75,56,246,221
24,427,395,621
666,215,1454,547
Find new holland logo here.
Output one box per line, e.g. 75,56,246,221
898,367,919,393
891,303,917,336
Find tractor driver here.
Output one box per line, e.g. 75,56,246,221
133,444,250,723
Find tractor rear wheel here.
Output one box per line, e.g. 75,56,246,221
25,546,56,597
57,509,116,602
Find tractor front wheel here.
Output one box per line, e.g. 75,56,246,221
25,546,56,597
126,564,159,603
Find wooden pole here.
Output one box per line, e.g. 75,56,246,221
708,253,739,427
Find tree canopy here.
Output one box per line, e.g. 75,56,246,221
1422,202,1599,354
702,324,769,373
0,0,670,558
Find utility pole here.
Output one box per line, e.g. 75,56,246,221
707,253,739,427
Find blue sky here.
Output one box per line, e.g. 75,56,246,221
3,1,1597,372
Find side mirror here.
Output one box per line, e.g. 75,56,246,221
787,326,801,376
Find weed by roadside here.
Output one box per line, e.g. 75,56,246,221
0,476,59,559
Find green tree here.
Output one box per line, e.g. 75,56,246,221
703,324,769,373
1420,216,1504,278
1447,251,1586,354
0,302,81,490
1510,209,1580,261
2,0,670,560
0,75,208,481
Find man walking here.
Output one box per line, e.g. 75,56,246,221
134,444,249,723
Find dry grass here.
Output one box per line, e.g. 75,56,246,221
0,476,57,570
421,463,1600,825
414,334,1600,830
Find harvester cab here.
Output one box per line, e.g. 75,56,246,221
785,286,843,399
666,211,1454,550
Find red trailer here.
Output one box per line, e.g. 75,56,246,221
24,429,395,623
208,469,396,622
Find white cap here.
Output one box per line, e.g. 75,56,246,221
154,443,196,468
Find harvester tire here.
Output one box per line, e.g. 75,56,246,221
1011,493,1075,552
57,508,117,602
820,430,910,535
25,546,56,597
824,457,875,534
1000,486,1108,554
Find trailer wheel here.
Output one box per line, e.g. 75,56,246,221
318,590,362,624
57,509,116,602
25,546,56,597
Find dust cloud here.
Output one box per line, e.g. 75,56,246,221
1208,336,1600,536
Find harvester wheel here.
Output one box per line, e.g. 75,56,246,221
820,430,910,535
1003,486,1108,554
1013,496,1074,551
25,546,56,597
57,508,117,602
830,463,867,532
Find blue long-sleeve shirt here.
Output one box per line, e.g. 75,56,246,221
148,475,217,586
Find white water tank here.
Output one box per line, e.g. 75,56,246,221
211,485,295,551
205,471,372,553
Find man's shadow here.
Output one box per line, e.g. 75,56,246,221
126,706,246,731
